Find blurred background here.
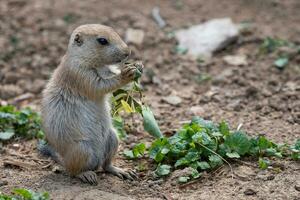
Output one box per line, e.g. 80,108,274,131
0,0,299,198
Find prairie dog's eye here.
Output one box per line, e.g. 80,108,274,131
97,38,109,45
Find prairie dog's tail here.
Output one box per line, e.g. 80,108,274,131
37,140,60,163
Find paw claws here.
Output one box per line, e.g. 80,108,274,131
77,171,98,185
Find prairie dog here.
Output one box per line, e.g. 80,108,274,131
40,24,140,185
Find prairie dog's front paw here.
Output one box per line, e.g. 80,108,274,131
121,65,142,83
121,65,136,83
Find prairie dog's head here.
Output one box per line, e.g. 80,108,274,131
67,24,130,67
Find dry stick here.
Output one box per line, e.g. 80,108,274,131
179,173,210,189
197,143,234,179
152,7,166,28
179,179,201,189
233,159,257,168
162,192,173,200
3,158,36,170
7,150,51,163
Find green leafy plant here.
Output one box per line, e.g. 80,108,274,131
290,139,300,160
124,117,299,182
0,105,44,141
111,61,162,139
124,143,146,159
259,37,299,70
0,188,49,200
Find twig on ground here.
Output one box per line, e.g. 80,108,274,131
162,192,173,200
3,158,36,170
152,7,166,28
198,143,234,179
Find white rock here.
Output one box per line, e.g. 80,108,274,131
125,28,145,46
162,95,182,106
223,54,248,66
175,18,239,58
189,106,205,116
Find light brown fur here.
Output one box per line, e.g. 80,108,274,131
41,24,139,184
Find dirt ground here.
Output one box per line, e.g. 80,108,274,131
0,0,300,199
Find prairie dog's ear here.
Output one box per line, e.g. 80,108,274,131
74,33,83,46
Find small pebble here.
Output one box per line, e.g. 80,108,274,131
0,180,8,187
244,188,257,196
295,185,300,192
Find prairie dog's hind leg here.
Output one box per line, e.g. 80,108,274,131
102,129,137,180
63,141,99,185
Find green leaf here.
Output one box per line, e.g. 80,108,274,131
13,189,33,199
141,106,163,138
209,155,223,168
1,188,49,200
134,68,143,82
112,116,127,139
161,147,170,154
197,161,211,170
121,100,134,113
274,57,288,69
219,121,230,136
192,132,212,145
124,143,146,159
226,152,240,158
174,46,188,55
132,143,146,158
290,139,300,160
258,158,270,170
0,130,15,140
149,138,169,162
257,136,272,150
123,150,135,159
155,164,171,176
224,131,251,156
265,148,282,158
191,169,201,179
0,194,14,200
178,176,190,183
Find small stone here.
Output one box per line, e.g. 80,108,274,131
171,167,195,180
162,95,182,106
175,18,239,58
212,69,233,85
235,166,255,181
0,180,8,187
189,106,205,116
227,99,243,111
244,188,257,196
0,84,23,100
11,143,20,150
13,93,34,103
52,166,63,173
125,28,145,46
4,71,21,84
223,54,248,66
245,86,259,98
256,171,275,181
295,184,300,192
152,76,162,85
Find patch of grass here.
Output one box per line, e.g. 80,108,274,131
0,188,49,200
124,117,299,182
0,105,44,141
260,37,300,70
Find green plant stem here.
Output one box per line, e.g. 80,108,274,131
197,143,234,179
